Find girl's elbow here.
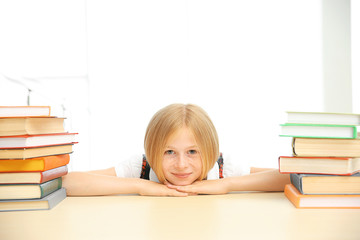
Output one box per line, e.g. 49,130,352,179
62,172,84,196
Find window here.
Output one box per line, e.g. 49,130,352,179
2,1,357,171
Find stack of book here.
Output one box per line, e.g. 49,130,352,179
279,111,360,209
0,106,77,211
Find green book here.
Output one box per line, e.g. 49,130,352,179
0,177,62,200
280,123,358,139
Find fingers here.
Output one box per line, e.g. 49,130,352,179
166,180,228,195
167,188,188,197
140,188,188,197
165,183,178,189
166,183,199,195
165,183,187,194
160,183,188,197
139,181,188,197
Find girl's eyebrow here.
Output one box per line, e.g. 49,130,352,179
166,145,198,149
187,145,199,149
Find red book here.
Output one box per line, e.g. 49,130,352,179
0,133,77,148
278,156,360,175
0,166,68,184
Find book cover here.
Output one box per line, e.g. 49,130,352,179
284,184,360,209
278,156,360,175
0,177,62,200
0,154,70,172
0,133,77,148
0,106,51,117
0,117,65,137
290,173,360,195
0,144,75,159
0,188,66,212
292,138,360,157
280,123,357,139
0,165,68,184
286,111,360,125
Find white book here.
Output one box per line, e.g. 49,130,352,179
0,106,51,117
286,111,360,125
0,133,77,148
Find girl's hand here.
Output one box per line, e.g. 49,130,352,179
166,179,230,195
138,180,188,197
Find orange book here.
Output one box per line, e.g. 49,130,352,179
284,184,360,209
0,154,70,172
0,106,51,117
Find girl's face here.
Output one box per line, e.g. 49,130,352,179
162,127,202,186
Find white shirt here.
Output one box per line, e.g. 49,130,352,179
114,153,250,182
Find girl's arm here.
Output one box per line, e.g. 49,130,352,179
62,167,187,197
167,168,290,195
226,168,290,192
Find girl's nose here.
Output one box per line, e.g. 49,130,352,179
175,153,188,169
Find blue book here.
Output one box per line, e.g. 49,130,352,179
0,188,66,212
290,173,360,195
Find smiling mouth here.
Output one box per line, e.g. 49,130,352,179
172,173,192,178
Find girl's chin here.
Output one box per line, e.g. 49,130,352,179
166,178,196,186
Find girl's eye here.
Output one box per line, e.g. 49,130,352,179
188,149,198,155
165,150,175,155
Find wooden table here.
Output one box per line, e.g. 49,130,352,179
1,192,360,240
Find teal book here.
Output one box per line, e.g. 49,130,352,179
0,177,62,200
0,188,66,212
280,123,358,139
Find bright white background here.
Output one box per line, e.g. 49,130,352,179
0,0,358,171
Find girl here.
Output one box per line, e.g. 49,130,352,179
62,103,290,196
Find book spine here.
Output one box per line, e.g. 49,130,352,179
40,166,68,183
292,138,297,156
40,178,62,198
42,154,70,171
290,174,304,194
352,127,357,139
47,188,66,210
284,184,301,208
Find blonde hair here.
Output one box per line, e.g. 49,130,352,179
144,103,219,183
